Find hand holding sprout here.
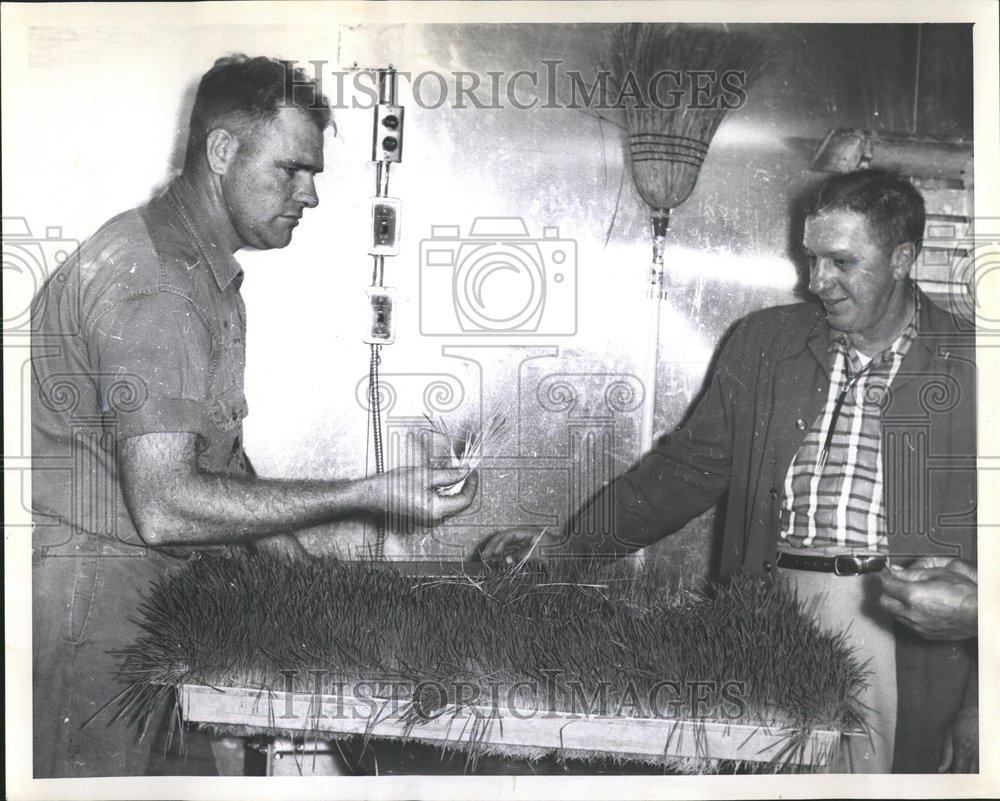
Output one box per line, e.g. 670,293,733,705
423,411,507,495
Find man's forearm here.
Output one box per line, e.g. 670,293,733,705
558,445,727,559
131,471,373,547
121,433,476,549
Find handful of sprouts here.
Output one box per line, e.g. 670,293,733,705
423,411,508,495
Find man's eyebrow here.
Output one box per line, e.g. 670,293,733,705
278,159,323,174
802,245,854,257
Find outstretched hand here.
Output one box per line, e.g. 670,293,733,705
479,527,557,567
369,466,479,528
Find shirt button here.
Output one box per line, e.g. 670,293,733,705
763,560,773,572
796,419,806,430
769,488,780,500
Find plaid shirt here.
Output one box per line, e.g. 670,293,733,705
778,301,919,552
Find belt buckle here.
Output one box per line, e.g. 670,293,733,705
833,555,862,576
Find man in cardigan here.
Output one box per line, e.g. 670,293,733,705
482,170,977,773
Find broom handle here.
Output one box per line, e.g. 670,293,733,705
641,210,670,452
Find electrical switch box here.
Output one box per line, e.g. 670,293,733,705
363,286,396,345
373,104,404,162
369,197,401,256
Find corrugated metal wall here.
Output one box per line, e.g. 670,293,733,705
275,23,973,573
16,22,973,575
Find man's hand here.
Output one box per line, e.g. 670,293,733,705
367,466,478,527
939,705,978,773
879,558,977,640
479,527,558,566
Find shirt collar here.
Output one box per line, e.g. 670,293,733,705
165,178,243,291
828,286,920,365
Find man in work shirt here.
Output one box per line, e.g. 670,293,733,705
30,55,478,778
483,169,977,773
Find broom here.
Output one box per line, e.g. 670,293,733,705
612,24,766,448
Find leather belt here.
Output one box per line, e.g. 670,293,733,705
776,551,888,576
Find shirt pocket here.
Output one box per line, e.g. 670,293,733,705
211,301,245,392
213,339,239,395
210,384,249,432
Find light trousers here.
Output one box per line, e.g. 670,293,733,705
778,564,897,773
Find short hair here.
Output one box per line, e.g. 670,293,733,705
184,54,331,170
810,169,926,255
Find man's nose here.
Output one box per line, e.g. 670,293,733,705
295,175,319,208
809,258,834,295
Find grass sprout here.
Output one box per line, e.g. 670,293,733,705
423,411,508,495
112,554,867,774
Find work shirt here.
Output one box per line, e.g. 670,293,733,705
778,302,918,552
30,178,250,556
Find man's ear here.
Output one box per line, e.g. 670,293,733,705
206,128,238,176
891,242,917,281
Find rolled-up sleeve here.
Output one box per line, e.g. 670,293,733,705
90,292,212,440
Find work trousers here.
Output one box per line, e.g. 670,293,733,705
778,563,898,773
32,530,179,777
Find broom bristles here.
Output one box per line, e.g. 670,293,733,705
613,24,767,212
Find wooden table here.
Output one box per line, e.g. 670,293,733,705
179,683,846,771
